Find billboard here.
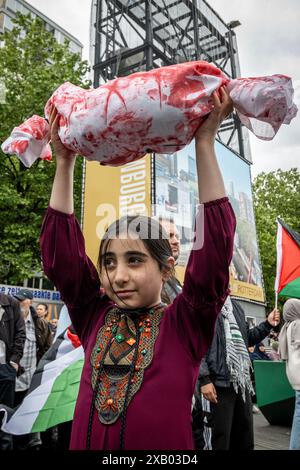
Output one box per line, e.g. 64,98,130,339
82,141,264,303
154,141,265,303
82,155,152,266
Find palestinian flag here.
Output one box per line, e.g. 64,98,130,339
275,218,300,298
0,328,84,435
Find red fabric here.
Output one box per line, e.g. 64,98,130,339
277,227,300,293
66,328,81,349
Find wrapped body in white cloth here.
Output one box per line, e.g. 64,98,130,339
1,61,297,167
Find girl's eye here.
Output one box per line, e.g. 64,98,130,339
103,258,116,269
128,257,143,265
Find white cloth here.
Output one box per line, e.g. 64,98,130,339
279,299,300,391
1,61,297,168
283,322,300,390
53,304,71,342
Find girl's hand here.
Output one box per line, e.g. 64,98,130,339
49,105,75,163
195,86,233,145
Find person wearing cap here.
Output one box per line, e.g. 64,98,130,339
13,288,52,450
0,292,26,450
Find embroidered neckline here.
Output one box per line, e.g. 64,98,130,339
90,304,165,425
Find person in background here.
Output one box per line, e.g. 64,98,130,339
247,346,259,414
198,299,280,450
267,341,280,361
36,303,58,337
0,292,25,450
36,303,49,320
159,217,182,304
279,298,300,450
250,342,271,361
49,318,58,336
13,289,52,450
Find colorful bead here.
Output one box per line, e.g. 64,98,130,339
141,349,147,356
126,338,136,346
107,398,113,406
115,334,125,343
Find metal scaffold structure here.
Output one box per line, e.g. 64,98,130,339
90,0,251,160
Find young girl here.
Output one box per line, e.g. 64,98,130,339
40,87,236,450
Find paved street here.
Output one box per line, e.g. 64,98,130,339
254,410,291,450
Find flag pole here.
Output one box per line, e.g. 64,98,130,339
274,291,278,327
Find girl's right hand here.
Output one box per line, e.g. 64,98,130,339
195,86,233,145
49,105,76,163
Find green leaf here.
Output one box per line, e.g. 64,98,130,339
253,169,300,308
0,14,89,284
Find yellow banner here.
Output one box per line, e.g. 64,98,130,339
175,269,265,303
82,155,152,266
230,276,265,303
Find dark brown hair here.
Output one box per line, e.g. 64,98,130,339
97,215,174,276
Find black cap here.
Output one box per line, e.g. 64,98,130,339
14,288,34,301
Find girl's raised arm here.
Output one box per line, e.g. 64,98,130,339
195,87,233,203
48,105,76,214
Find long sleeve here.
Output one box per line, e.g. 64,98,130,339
198,355,212,386
11,299,26,364
166,197,236,363
40,207,108,341
247,320,272,347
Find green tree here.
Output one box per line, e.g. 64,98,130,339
0,13,90,284
253,168,300,307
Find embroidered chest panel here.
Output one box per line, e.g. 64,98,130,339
90,306,164,425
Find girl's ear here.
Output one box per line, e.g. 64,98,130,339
162,256,175,282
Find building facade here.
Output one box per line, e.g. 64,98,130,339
0,0,82,55
0,0,83,305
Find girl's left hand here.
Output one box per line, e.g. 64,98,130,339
195,86,233,145
49,104,76,162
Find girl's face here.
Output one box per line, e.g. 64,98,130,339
100,235,174,309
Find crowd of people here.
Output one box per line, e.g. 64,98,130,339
0,290,60,450
0,88,299,451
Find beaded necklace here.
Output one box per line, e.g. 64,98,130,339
86,302,165,449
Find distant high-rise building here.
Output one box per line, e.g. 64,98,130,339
239,191,254,224
0,0,83,55
228,181,235,199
